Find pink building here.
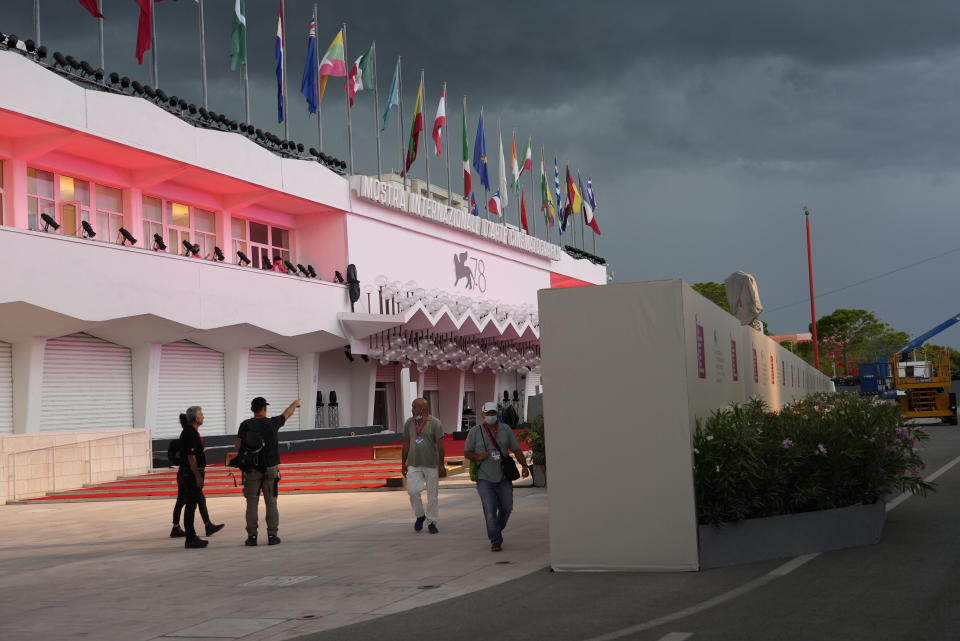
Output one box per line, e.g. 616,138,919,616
0,45,606,458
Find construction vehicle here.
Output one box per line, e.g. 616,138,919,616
859,314,959,424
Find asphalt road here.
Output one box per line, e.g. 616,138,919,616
295,423,960,641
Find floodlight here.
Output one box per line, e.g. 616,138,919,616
143,85,155,99
24,39,35,53
7,34,18,47
307,265,317,278
109,72,119,84
297,263,310,277
80,60,94,75
131,80,143,94
188,103,197,115
155,89,168,103
344,346,354,362
334,270,345,284
182,239,199,256
283,259,298,274
80,220,96,238
118,227,137,245
296,143,305,153
199,107,209,119
53,51,66,67
40,213,59,232
36,46,46,58
152,233,167,251
93,68,104,81
236,250,251,266
66,55,80,70
213,246,225,261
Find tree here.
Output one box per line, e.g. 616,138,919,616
691,282,731,313
812,309,897,375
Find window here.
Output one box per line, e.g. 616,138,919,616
27,167,122,238
231,218,292,268
143,196,219,257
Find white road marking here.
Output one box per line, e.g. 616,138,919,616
581,452,960,641
656,633,693,641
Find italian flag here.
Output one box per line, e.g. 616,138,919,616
318,29,346,103
403,78,424,175
462,107,471,198
432,86,446,157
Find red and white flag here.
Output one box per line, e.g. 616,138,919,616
488,190,502,216
432,86,446,156
520,189,529,234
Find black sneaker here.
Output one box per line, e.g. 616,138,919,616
414,516,426,532
491,542,502,552
428,523,439,534
267,535,282,546
185,537,208,549
245,535,258,547
169,525,186,538
205,523,225,537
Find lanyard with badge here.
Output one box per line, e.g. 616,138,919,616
414,416,430,445
484,424,501,461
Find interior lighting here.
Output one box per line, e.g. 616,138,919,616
80,220,96,238
40,213,59,232
236,250,251,266
152,233,167,251
118,228,137,246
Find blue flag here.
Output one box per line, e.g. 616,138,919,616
470,192,478,216
381,60,400,132
299,19,318,115
275,11,285,123
473,114,490,190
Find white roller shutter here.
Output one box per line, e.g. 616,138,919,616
247,346,299,431
463,370,475,392
40,334,133,432
377,363,397,383
423,367,439,391
156,341,226,438
0,342,12,434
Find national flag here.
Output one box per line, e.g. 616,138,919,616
275,8,285,124
299,19,318,115
567,166,583,214
462,107,471,198
470,192,478,216
510,132,520,194
347,42,375,108
584,176,601,235
498,129,509,208
522,138,532,174
472,114,490,190
488,190,502,216
553,157,562,230
229,0,246,71
317,29,346,103
432,86,446,157
403,78,424,176
135,0,153,65
381,59,399,132
540,148,556,227
520,190,529,234
78,0,104,18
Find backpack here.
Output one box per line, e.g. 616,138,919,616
232,427,266,472
167,439,182,466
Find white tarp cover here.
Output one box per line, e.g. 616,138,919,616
724,270,764,326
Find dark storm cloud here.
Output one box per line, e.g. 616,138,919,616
5,1,960,343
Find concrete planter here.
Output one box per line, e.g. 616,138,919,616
698,501,886,570
531,464,547,487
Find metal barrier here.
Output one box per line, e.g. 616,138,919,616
5,430,152,503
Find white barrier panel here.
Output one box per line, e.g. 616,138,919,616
538,280,833,571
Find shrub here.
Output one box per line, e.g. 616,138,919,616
518,414,545,466
693,393,933,525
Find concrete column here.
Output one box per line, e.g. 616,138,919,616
297,352,318,430
436,368,465,434
124,187,143,245
6,159,27,229
399,366,414,427
216,210,231,260
11,338,45,434
223,348,250,434
131,343,162,431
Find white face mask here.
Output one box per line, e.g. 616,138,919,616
484,415,498,425
413,414,423,420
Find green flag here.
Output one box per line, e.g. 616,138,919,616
230,0,247,71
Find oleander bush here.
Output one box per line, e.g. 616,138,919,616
693,393,934,525
518,414,545,466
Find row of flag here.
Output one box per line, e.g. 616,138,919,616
73,0,601,240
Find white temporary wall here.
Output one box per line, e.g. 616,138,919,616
539,280,833,572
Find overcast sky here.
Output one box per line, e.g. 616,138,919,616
6,1,960,347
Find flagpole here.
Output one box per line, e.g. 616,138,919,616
281,0,289,141
497,116,503,225
399,56,405,191
462,94,468,209
343,23,354,175
529,141,536,238
97,0,104,69
372,42,382,180
33,0,40,45
151,0,159,88
579,172,586,251
199,0,208,110
482,105,488,221
423,69,430,200
444,82,451,207
313,4,322,151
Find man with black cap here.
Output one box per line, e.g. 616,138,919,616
234,396,301,546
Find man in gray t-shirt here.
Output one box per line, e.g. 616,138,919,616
464,401,530,551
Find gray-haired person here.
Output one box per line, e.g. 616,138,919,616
177,406,223,549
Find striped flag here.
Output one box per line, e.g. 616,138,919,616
462,106,471,198
318,29,346,103
403,77,424,175
540,148,555,227
498,129,508,208
522,138,532,173
470,192,478,216
275,8,285,123
520,190,529,234
584,177,601,235
553,156,562,231
510,132,520,194
488,190,502,216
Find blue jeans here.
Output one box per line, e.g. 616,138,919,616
477,479,513,545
